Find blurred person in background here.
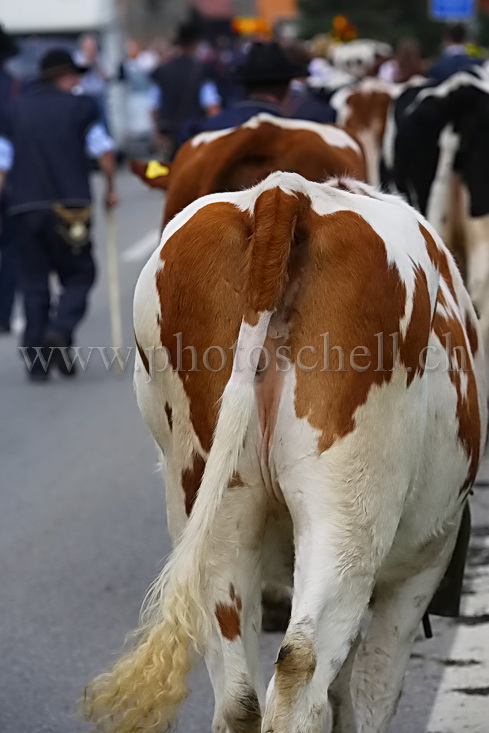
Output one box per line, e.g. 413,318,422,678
120,39,158,153
0,49,118,381
150,21,221,157
181,41,306,142
378,39,426,83
0,25,21,334
75,34,110,128
429,23,482,82
282,41,336,123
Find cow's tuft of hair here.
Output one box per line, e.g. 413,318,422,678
83,586,207,732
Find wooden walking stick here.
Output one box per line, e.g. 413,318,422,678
105,209,123,375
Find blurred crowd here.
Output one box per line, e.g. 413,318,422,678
0,15,488,381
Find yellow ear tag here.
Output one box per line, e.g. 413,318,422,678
146,161,170,179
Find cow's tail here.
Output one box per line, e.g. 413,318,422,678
83,184,304,733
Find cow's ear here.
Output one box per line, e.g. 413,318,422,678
129,159,172,189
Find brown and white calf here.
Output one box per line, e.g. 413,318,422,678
130,113,366,226
85,172,486,733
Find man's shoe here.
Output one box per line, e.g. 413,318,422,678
0,321,11,334
44,331,77,377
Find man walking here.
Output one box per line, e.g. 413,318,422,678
151,21,221,156
429,23,482,82
0,49,118,381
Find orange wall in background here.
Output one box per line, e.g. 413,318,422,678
257,0,297,22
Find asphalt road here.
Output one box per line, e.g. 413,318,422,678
1,170,488,733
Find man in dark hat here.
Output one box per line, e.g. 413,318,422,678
150,21,221,156
0,24,20,333
0,48,118,381
181,41,306,142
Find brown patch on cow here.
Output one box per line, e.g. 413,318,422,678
419,223,439,267
216,593,242,641
229,472,244,487
135,334,150,374
421,222,459,306
244,188,306,325
416,228,480,491
438,250,459,306
162,121,366,225
432,303,480,494
400,265,432,386
344,89,391,146
164,402,173,430
181,454,205,515
275,633,317,696
156,202,250,452
293,210,427,452
465,313,479,355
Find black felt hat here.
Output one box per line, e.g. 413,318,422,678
234,42,307,84
39,49,88,80
175,21,202,47
0,25,18,61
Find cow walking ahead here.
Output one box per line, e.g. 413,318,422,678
85,172,486,733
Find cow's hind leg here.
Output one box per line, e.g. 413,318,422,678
351,527,460,733
205,477,267,733
262,467,395,733
329,634,361,733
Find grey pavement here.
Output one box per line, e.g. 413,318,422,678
0,170,487,733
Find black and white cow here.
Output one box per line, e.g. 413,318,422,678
382,69,489,390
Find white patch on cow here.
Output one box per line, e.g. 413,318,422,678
459,366,469,402
330,39,392,79
233,310,273,386
190,125,237,147
382,107,397,173
426,124,460,235
245,113,363,154
329,86,354,126
406,70,489,114
307,67,356,91
355,126,382,186
191,112,362,155
465,214,489,392
436,301,450,320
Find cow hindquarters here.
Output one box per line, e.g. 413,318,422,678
262,370,428,733
263,455,397,733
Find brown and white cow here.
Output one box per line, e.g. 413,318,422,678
330,77,426,186
85,172,486,733
130,113,366,226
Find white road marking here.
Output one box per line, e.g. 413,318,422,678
122,229,160,263
426,459,489,732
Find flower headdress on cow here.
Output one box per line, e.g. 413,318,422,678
330,15,358,43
